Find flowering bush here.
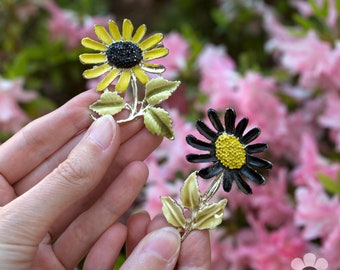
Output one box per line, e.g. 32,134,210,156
2,0,340,269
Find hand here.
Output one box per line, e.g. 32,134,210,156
122,212,211,270
0,90,163,269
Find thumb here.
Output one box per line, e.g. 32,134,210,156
121,227,181,270
0,115,120,245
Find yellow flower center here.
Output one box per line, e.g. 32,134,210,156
215,133,246,169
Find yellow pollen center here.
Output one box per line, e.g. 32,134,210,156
215,133,246,169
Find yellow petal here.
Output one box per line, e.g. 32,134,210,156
79,53,107,64
132,24,147,43
143,48,169,61
142,63,166,74
83,63,111,79
139,33,163,50
116,70,131,92
97,68,120,91
94,24,113,45
133,66,149,84
122,19,134,41
108,20,122,41
81,37,107,51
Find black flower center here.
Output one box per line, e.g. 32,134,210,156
302,267,317,270
106,41,143,69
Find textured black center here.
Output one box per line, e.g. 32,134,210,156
106,41,142,68
302,267,317,270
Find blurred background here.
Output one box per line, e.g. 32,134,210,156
1,0,340,269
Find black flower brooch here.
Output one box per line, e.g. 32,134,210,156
161,108,272,240
80,19,272,241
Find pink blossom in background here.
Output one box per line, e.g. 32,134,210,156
319,92,340,150
0,77,36,133
245,216,307,270
44,1,111,49
151,108,196,179
292,132,339,188
197,44,240,111
321,220,340,270
294,185,340,241
155,32,189,80
235,72,288,156
318,43,340,91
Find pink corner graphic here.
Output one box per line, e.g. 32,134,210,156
291,253,328,270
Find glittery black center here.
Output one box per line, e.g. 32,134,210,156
106,41,142,68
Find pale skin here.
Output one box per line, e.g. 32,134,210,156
0,90,211,270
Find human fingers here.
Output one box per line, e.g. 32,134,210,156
121,227,181,270
82,223,127,270
177,230,211,270
53,161,148,269
146,215,211,269
126,211,151,256
13,116,145,196
0,90,97,185
48,127,162,239
0,116,119,247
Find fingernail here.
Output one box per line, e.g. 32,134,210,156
143,227,180,264
88,115,115,150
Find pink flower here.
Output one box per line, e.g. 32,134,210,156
319,92,340,150
318,43,340,91
321,220,340,270
246,216,307,270
292,132,339,188
197,44,240,110
45,1,111,49
151,109,196,179
0,77,36,133
295,186,340,240
155,32,189,80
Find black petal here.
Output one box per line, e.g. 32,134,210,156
198,163,224,179
245,143,268,154
234,117,249,138
247,155,273,170
186,135,214,151
240,165,265,184
222,171,233,192
233,172,252,194
196,120,218,141
186,153,217,163
208,109,224,133
224,108,236,134
240,127,261,145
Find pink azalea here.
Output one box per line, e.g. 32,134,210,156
196,44,240,111
152,109,196,179
321,220,340,270
235,72,288,157
292,132,339,188
154,32,189,80
319,92,340,150
318,43,340,91
295,185,340,240
246,216,307,270
0,77,36,133
44,1,111,49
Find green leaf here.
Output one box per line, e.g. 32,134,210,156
145,78,180,105
89,92,125,116
161,196,186,229
180,171,201,209
318,172,340,195
144,107,174,139
193,199,227,230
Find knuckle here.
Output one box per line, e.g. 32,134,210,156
54,156,89,186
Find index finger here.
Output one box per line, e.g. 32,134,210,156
0,90,97,184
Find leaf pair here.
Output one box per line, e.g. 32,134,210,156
161,171,227,238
